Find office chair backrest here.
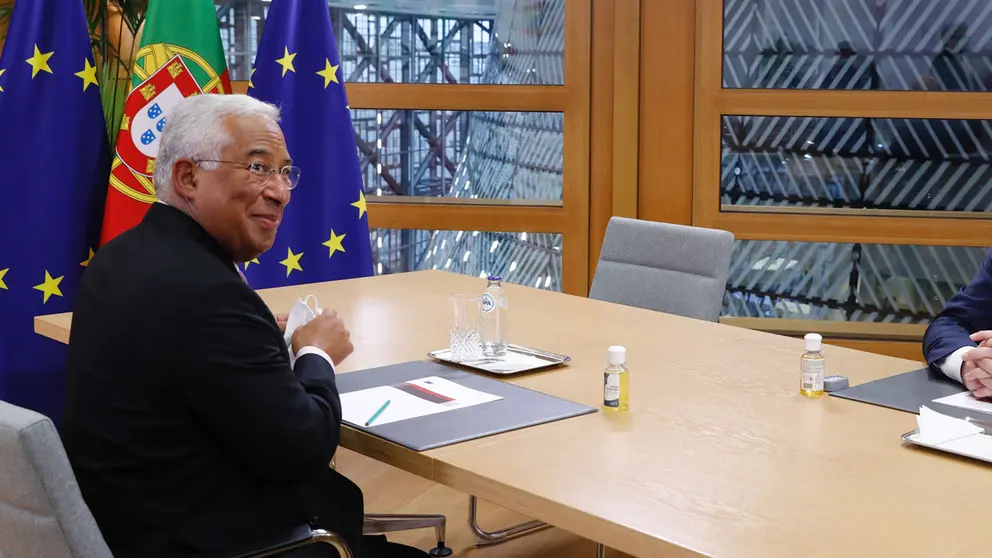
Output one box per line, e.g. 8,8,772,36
590,217,735,322
0,400,113,558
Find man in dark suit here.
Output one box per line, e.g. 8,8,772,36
923,249,992,399
63,94,426,558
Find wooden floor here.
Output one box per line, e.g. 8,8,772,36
337,449,633,558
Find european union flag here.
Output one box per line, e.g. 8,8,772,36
0,0,109,422
245,0,373,288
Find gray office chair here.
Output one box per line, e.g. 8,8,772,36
0,400,353,558
590,216,735,322
323,456,450,556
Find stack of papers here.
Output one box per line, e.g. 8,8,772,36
341,376,502,428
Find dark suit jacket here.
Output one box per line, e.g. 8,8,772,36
923,248,992,370
63,203,344,557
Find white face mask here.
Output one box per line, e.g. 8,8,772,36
284,294,322,366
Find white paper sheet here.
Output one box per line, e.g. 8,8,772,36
341,376,502,428
917,405,984,445
932,391,992,416
913,406,992,461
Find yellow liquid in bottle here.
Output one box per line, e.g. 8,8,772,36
617,370,629,410
604,367,629,411
800,352,825,398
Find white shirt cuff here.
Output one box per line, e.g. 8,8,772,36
296,346,335,372
939,346,972,384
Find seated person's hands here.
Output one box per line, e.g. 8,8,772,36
291,310,354,366
961,330,992,398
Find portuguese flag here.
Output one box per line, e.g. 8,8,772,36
99,0,232,245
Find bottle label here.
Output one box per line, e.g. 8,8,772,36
481,293,495,313
801,359,825,391
604,373,620,407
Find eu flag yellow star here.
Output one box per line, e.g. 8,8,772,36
0,268,8,290
275,46,297,77
280,248,303,277
75,58,98,91
351,191,368,219
322,230,347,257
248,68,256,89
34,271,64,303
317,59,340,88
80,247,94,267
25,45,54,79
0,68,5,92
244,257,260,269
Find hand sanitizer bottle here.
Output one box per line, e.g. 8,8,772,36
604,346,629,411
800,333,825,398
480,275,507,357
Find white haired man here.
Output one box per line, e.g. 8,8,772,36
63,94,426,558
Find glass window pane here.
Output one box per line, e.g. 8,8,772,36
721,115,992,212
353,109,563,200
723,240,985,323
370,229,562,291
216,0,565,85
723,0,992,91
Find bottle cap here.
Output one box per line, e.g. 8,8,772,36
607,345,626,366
804,333,822,352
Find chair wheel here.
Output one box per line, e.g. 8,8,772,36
429,543,453,557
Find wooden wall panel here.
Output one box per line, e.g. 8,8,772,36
561,0,593,296
638,0,695,226
588,0,615,286
611,0,640,221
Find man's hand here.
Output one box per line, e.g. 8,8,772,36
972,330,992,347
960,346,992,398
291,310,353,366
274,313,288,334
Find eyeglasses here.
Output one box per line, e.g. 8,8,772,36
196,159,301,190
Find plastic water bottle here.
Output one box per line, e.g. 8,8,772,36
480,275,507,357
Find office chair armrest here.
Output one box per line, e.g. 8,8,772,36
227,523,354,558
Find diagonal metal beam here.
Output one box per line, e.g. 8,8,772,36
342,16,400,83
414,21,467,84
410,112,461,188
354,133,403,194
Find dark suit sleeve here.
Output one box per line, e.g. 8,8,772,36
177,283,341,482
923,248,992,367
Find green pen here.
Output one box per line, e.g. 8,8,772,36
365,399,391,427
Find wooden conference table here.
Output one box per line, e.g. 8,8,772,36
35,270,992,558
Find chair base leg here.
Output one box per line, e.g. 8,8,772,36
468,495,550,546
362,513,451,556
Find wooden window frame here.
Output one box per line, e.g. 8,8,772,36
231,1,592,296
693,1,992,246
691,1,992,343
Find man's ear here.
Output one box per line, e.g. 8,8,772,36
172,159,198,201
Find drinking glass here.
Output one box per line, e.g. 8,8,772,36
449,294,482,362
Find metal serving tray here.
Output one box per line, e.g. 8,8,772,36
427,343,570,375
901,429,992,465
